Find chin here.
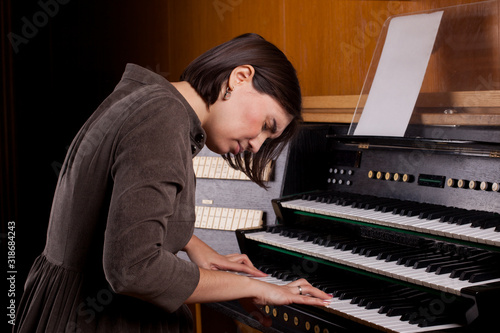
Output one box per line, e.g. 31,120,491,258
205,142,227,155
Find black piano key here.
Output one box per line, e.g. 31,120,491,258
297,233,315,242
413,255,456,269
392,203,418,215
272,270,292,280
266,225,282,233
477,216,500,229
331,287,364,298
339,289,376,300
425,209,458,221
365,298,404,309
442,210,478,223
378,300,417,314
375,202,404,213
362,244,397,257
406,205,435,217
402,203,439,217
380,248,421,261
439,210,466,222
257,265,276,274
388,200,412,212
382,294,432,315
455,215,476,225
394,251,437,265
310,280,339,289
426,258,464,273
404,253,445,267
418,207,447,219
325,195,342,205
469,269,500,283
471,216,500,229
386,305,419,317
361,290,420,308
450,265,483,279
351,240,380,254
415,315,457,328
361,296,401,308
312,236,325,245
353,285,410,305
279,229,292,237
458,267,488,281
337,240,359,251
435,261,477,275
312,280,358,292
323,236,354,248
351,291,390,305
464,251,497,261
356,198,390,210
433,252,496,274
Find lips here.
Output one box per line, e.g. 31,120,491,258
233,142,243,155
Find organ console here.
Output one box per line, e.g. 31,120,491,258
228,1,500,332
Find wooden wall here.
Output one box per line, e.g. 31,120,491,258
166,0,487,97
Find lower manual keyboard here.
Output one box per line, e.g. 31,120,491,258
237,271,464,333
245,230,500,295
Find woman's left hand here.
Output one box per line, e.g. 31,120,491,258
183,235,267,277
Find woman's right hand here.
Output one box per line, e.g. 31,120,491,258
250,277,333,308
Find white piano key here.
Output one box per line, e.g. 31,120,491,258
282,198,499,247
245,231,500,296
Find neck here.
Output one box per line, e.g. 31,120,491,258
171,81,208,125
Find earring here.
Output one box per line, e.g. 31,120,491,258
223,87,232,100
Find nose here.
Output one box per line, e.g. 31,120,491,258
247,132,268,153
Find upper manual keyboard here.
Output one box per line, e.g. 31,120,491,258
278,192,500,247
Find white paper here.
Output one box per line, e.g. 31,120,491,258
354,11,444,137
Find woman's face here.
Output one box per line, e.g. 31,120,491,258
203,81,293,155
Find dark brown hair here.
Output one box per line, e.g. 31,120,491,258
180,33,302,188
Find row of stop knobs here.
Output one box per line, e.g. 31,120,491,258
447,178,500,191
367,170,499,192
368,170,415,182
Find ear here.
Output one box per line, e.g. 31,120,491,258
228,65,255,89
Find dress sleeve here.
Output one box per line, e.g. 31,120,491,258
102,97,200,313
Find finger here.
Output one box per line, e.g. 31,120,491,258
225,254,256,267
295,294,333,308
212,259,267,277
224,254,267,276
286,280,331,300
231,262,268,277
295,284,332,300
286,278,312,288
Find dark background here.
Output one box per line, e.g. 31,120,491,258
2,1,170,329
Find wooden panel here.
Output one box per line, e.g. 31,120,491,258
166,0,488,92
165,0,495,124
167,0,285,81
302,91,500,124
284,0,487,97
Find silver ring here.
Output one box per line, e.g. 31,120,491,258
298,285,302,295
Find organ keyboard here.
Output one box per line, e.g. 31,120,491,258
236,125,500,332
225,2,500,332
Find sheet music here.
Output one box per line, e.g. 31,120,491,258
354,11,444,137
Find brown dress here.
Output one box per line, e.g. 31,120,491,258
14,64,205,333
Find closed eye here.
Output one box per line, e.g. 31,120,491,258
263,119,277,134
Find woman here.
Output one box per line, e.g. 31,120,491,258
14,33,332,333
